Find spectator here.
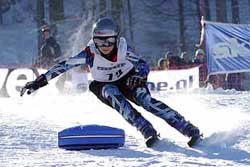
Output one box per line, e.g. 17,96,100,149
192,49,205,65
166,51,185,69
180,51,192,66
227,73,244,91
208,74,226,89
193,48,207,87
37,24,65,92
157,51,173,70
157,57,167,69
36,24,62,69
157,51,189,70
243,72,250,91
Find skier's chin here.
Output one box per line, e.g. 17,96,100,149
99,46,114,55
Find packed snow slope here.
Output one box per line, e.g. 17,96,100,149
1,87,250,167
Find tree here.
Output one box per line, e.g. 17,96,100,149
197,0,210,20
216,0,227,22
49,0,64,22
0,0,12,25
178,0,186,52
112,0,122,34
49,0,64,35
94,0,125,37
99,0,106,17
231,0,240,23
0,0,2,24
204,0,210,20
127,0,134,45
36,0,45,59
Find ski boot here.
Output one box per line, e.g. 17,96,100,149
187,134,203,147
145,134,160,148
184,124,203,147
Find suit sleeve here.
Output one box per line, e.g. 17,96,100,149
126,47,150,78
44,47,94,81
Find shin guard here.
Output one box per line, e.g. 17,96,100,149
102,84,157,139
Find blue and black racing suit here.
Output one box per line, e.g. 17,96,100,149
38,39,200,140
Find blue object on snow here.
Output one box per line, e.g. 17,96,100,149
58,125,125,150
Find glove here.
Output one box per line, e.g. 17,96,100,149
20,74,48,96
126,75,147,89
126,61,149,89
135,62,150,78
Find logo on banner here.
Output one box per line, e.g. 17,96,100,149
213,38,250,58
147,67,199,92
147,75,194,91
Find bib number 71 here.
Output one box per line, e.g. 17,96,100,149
107,69,123,81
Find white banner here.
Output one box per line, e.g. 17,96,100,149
147,67,199,92
0,67,200,97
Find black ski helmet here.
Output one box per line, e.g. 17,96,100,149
92,17,120,38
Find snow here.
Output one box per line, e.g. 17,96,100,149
1,2,250,166
1,89,250,167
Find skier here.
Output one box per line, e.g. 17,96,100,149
20,17,202,147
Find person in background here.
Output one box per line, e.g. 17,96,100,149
20,17,202,148
157,51,173,70
157,57,167,70
36,24,62,69
37,24,67,93
242,72,250,91
192,48,207,87
227,73,244,91
180,51,192,66
166,51,185,69
192,49,205,65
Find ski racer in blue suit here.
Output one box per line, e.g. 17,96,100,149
20,17,202,147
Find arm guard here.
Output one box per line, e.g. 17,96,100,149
44,50,90,81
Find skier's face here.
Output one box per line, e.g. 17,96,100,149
94,36,116,55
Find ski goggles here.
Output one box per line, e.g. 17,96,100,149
93,37,116,47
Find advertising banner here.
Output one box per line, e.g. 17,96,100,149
0,67,199,97
147,67,199,92
205,21,250,75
